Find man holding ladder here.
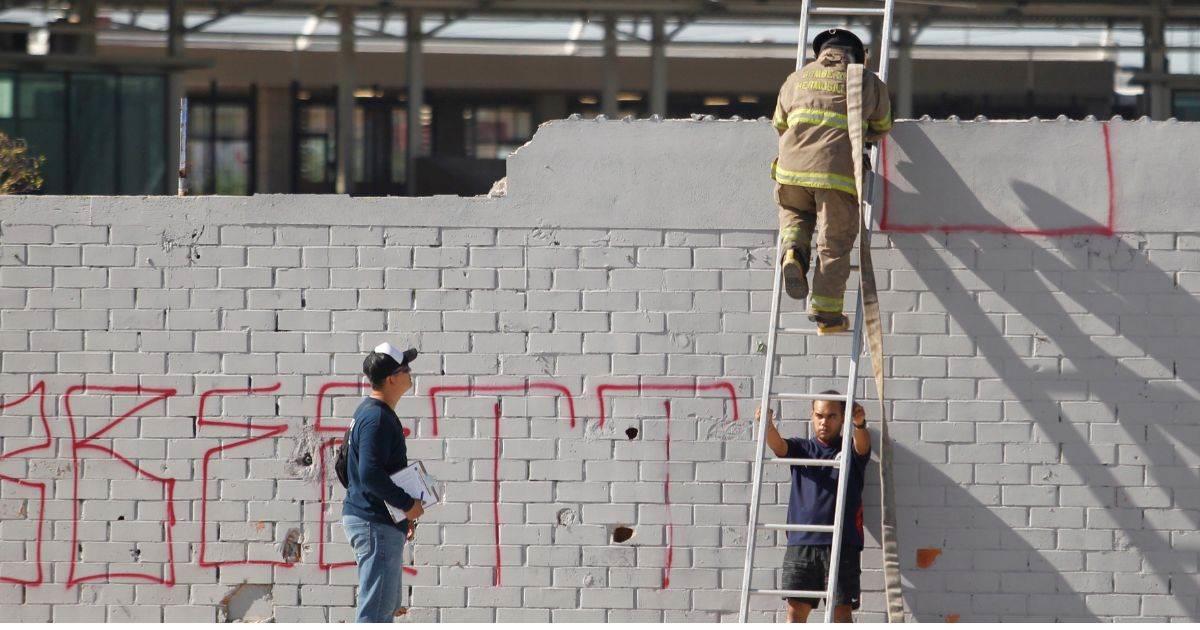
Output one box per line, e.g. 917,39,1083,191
758,396,870,622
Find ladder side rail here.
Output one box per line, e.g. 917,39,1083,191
822,294,865,622
877,0,897,84
796,0,814,70
737,232,789,622
866,0,897,225
825,2,896,618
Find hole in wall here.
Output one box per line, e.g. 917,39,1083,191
611,525,634,544
220,583,274,623
625,427,638,440
280,528,303,563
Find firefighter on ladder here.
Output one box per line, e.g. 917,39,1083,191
771,28,893,334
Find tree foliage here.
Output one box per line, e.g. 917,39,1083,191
0,131,44,194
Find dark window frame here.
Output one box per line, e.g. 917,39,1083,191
289,85,429,195
0,70,168,194
186,82,257,195
291,86,338,194
1174,89,1200,121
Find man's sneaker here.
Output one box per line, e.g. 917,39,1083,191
808,311,850,335
781,250,808,300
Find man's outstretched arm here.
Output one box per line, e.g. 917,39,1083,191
756,406,790,457
851,402,870,456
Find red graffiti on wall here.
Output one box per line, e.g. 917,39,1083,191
315,381,367,436
595,381,741,589
596,381,740,428
0,381,51,586
4,378,436,587
64,384,178,587
5,376,740,590
662,400,674,589
427,382,577,437
491,402,503,586
315,381,365,572
428,381,579,586
197,383,288,569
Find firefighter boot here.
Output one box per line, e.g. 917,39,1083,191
781,249,809,300
808,311,850,335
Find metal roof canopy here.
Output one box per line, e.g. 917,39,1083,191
12,0,1200,22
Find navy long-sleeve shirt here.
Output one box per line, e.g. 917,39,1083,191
342,397,414,530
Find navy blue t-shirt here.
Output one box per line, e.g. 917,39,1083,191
785,434,870,547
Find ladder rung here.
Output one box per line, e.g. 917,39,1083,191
769,457,841,467
776,393,850,402
751,588,829,599
810,7,888,16
761,523,837,533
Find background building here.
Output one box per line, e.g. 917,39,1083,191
0,0,1196,196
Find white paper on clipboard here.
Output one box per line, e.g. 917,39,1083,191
385,461,439,524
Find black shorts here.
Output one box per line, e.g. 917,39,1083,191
780,545,862,610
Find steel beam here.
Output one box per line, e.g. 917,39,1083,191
601,13,618,116
406,7,423,195
336,5,355,194
166,0,184,195
649,12,666,116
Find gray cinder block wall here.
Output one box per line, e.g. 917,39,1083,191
0,119,1198,622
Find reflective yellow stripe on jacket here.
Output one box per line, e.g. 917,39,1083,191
868,112,893,133
770,163,858,196
773,106,789,131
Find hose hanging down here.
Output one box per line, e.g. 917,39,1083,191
846,62,904,623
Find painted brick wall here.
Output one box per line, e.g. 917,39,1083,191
1,120,1199,622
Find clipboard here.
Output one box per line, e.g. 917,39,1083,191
385,461,439,524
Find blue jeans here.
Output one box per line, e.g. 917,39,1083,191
342,514,407,623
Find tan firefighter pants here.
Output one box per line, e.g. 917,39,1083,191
775,182,858,314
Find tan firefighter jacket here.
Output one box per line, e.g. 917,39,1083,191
771,48,893,196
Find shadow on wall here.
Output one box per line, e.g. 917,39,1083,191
881,123,1112,234
885,441,1097,622
885,144,1200,620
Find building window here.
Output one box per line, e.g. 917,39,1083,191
389,104,433,184
293,90,431,195
187,93,255,195
296,102,336,190
0,71,165,194
1175,90,1200,121
463,105,533,159
119,75,167,193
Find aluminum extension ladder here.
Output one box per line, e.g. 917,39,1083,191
737,0,896,623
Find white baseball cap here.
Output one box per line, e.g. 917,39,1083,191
373,342,418,369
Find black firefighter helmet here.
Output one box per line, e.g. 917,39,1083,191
812,28,866,64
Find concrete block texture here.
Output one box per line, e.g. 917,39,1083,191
1,120,1200,621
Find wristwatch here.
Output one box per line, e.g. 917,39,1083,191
853,421,866,429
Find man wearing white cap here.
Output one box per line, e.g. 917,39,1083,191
342,342,424,622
